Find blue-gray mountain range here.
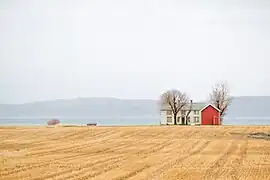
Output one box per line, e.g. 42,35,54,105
0,96,269,118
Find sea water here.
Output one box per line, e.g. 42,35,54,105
0,116,270,126
0,116,160,126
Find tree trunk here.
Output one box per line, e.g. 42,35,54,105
174,114,177,125
219,117,223,125
185,115,189,125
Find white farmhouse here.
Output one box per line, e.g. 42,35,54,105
160,101,220,125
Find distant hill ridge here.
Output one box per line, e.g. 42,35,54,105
0,96,270,118
0,97,159,117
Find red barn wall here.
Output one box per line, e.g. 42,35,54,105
201,105,220,125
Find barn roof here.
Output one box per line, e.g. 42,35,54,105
160,102,206,111
200,103,221,112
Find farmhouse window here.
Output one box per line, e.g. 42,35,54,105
167,110,172,115
194,117,199,122
167,117,172,123
181,110,186,115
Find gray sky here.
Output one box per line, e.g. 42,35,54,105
0,0,269,104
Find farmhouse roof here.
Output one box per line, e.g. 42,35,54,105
160,102,206,111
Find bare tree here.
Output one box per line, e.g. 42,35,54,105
160,89,189,125
209,81,233,124
185,100,193,125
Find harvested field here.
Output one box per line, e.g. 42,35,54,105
1,126,270,180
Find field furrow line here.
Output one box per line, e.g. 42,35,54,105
65,129,116,140
154,128,175,138
111,140,194,180
37,139,149,179
20,140,87,156
1,142,127,177
76,160,123,180
148,140,210,179
0,162,54,178
33,155,123,180
24,133,120,158
77,140,180,180
85,129,117,139
46,131,82,140
128,141,196,179
113,165,151,180
134,141,172,158
1,153,122,179
120,131,142,139
86,143,135,155
172,140,227,179
47,155,124,180
229,140,248,180
216,141,248,180
25,144,85,157
203,140,238,179
0,153,89,177
71,145,167,179
186,129,200,138
1,140,129,175
44,129,109,142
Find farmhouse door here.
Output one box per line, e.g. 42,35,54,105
181,117,185,125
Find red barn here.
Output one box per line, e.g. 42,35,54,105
200,104,220,125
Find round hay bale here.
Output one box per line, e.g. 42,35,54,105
47,119,60,125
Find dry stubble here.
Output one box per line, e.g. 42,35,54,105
0,126,270,180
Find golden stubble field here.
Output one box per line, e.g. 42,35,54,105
0,126,270,180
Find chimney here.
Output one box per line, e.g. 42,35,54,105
216,100,220,109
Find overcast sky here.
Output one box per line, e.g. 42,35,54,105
0,0,269,104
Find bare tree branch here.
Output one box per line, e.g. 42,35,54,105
209,81,233,124
160,89,189,125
